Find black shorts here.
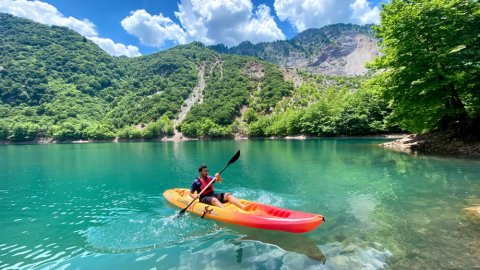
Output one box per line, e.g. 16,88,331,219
200,193,228,205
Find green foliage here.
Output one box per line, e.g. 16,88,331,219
42,80,107,123
83,122,115,140
180,119,231,138
184,57,292,131
246,117,272,137
49,121,80,141
7,122,40,141
0,14,124,106
48,120,115,141
109,43,213,127
265,109,304,136
247,75,394,137
184,56,253,126
142,116,174,139
256,64,294,112
0,120,8,140
117,126,143,140
242,108,258,123
368,0,480,133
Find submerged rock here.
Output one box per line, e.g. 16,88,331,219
463,206,480,219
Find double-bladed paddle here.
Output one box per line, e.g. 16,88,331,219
176,150,240,218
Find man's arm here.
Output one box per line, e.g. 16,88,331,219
190,179,200,199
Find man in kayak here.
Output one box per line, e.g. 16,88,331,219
190,165,245,210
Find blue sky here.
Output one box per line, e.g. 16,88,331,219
0,0,384,56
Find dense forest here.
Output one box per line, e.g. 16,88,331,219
1,0,478,143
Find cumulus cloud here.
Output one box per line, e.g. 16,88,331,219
237,4,285,45
0,0,97,36
87,37,141,57
0,0,141,56
123,0,285,48
274,0,380,32
350,0,380,24
121,9,187,47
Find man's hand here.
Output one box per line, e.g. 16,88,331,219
214,173,222,183
190,193,199,199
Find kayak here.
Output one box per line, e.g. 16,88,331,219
163,188,325,233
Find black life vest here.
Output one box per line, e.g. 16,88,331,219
197,176,214,197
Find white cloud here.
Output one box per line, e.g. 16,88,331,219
274,0,380,32
350,0,380,24
0,0,97,36
238,4,285,45
122,0,285,48
0,0,141,56
121,9,187,47
88,37,141,57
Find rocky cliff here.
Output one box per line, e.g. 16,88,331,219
210,24,379,76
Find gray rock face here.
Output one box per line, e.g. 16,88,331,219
303,34,379,76
210,24,379,76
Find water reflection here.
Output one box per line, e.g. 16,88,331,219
232,227,326,263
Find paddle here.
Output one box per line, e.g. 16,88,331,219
176,150,240,218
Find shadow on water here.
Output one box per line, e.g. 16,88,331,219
228,226,326,263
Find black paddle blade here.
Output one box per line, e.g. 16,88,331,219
229,150,240,165
174,209,186,218
219,150,240,174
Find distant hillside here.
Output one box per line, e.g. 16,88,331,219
210,24,379,76
0,13,298,141
0,13,394,142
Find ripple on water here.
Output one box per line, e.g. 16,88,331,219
0,244,82,270
83,211,222,253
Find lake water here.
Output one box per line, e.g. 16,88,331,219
0,139,479,269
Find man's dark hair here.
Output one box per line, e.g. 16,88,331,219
198,165,207,172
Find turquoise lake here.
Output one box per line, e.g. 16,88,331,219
0,139,479,269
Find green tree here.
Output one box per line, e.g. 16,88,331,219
0,121,10,140
49,121,80,141
7,122,39,141
368,0,480,133
142,115,174,139
117,126,143,140
83,122,115,140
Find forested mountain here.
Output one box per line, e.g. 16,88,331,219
0,13,393,142
210,24,379,76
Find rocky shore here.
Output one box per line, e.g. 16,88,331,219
380,131,480,159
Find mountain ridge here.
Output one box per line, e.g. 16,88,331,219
209,23,379,76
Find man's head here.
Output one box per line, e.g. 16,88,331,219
198,165,208,176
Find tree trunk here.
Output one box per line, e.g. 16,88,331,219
440,83,469,135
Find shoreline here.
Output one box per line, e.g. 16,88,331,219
380,132,480,159
2,133,478,160
0,133,406,145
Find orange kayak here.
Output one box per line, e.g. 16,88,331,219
163,188,325,233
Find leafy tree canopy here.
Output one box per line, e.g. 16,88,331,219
368,0,480,134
